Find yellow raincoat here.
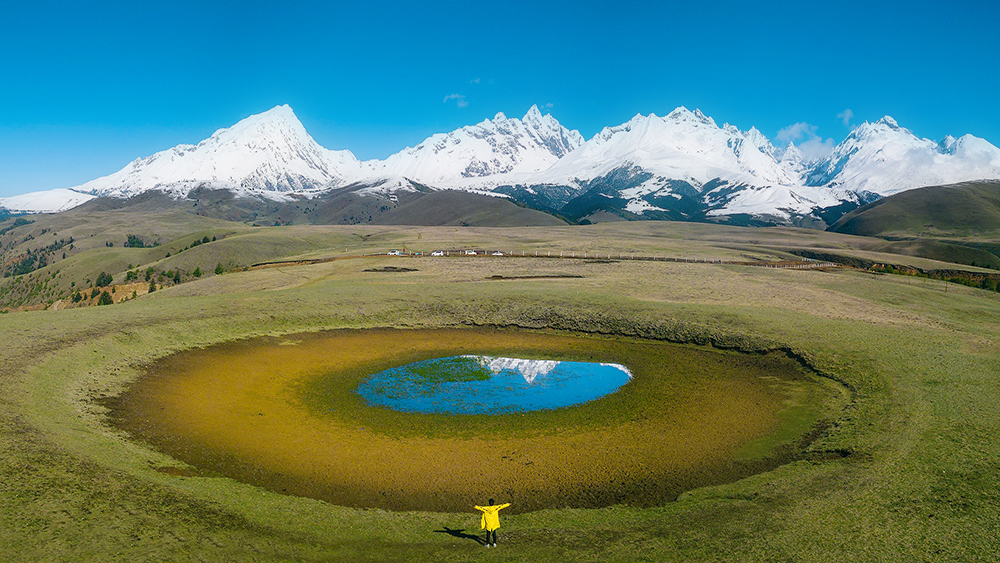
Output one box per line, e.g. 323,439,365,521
474,503,510,531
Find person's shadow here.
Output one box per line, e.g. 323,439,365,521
434,526,484,545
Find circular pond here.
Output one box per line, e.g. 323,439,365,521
357,355,633,414
105,328,842,513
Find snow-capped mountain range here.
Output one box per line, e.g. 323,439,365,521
3,104,1000,226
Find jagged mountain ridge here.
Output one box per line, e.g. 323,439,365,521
366,104,584,185
2,104,1000,226
479,107,855,223
478,110,1000,224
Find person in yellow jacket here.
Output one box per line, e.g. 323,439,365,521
474,498,510,548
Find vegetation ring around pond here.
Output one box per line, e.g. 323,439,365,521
106,328,846,513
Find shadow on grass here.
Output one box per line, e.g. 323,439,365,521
434,526,484,545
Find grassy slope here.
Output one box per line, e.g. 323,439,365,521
1,222,999,561
831,180,1000,238
0,197,562,309
830,181,1000,268
375,190,567,227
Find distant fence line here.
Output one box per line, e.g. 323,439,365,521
250,249,840,271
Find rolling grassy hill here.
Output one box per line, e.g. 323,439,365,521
829,180,1000,268
67,186,567,228
374,189,566,227
831,180,1000,237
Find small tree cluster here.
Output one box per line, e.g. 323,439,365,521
187,235,212,251
124,234,146,248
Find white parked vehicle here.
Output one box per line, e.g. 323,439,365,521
491,251,504,256
431,250,445,256
387,250,402,256
464,250,477,255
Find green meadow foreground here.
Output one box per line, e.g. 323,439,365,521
1,221,999,561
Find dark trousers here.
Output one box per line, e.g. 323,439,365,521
485,529,497,545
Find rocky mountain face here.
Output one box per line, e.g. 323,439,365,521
4,104,1000,227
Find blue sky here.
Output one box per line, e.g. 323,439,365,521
1,0,998,197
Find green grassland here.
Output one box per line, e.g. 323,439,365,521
1,217,1000,561
8,202,998,312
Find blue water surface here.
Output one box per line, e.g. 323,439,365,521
355,355,633,414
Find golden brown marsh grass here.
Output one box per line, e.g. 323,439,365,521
107,328,835,513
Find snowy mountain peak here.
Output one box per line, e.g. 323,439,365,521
631,112,654,126
538,106,798,192
666,106,716,127
693,108,715,126
67,105,362,198
238,103,297,127
778,142,804,163
745,126,776,156
524,104,543,120
203,104,315,154
804,114,1000,194
364,106,584,184
667,106,693,121
877,115,900,129
843,116,916,146
941,134,1000,161
939,135,958,154
775,142,809,181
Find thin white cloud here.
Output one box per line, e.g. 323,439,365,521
470,77,481,84
544,102,554,109
776,122,817,144
837,109,854,126
443,93,469,108
798,137,836,160
777,121,835,159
